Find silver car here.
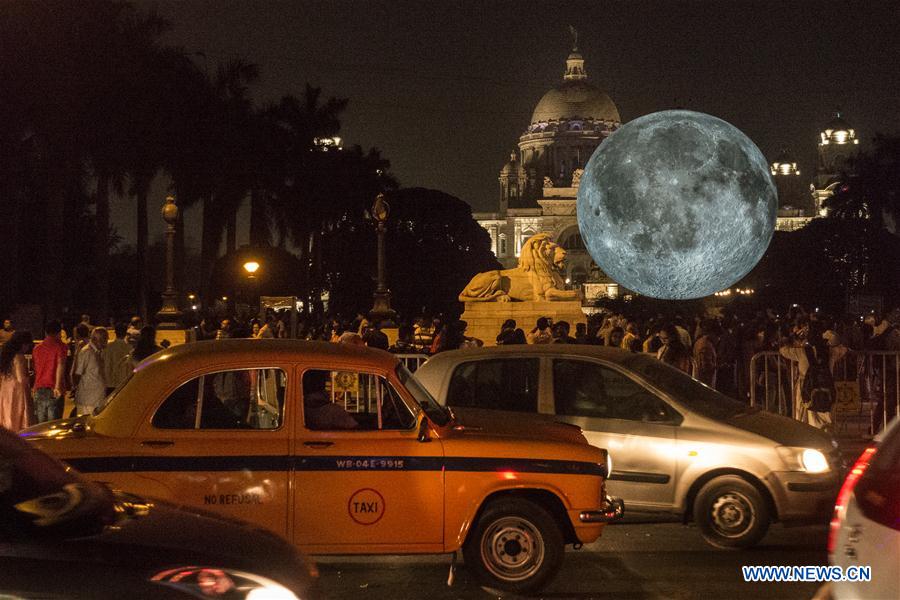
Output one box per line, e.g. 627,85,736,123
415,345,842,548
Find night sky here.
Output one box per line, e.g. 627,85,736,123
129,0,900,245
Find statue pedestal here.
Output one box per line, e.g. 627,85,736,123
155,328,194,348
460,301,586,347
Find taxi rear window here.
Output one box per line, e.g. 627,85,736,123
152,368,286,430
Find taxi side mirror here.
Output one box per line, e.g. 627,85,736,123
417,416,431,443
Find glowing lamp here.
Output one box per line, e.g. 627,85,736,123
243,261,260,275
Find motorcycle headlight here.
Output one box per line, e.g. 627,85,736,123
151,567,300,599
775,446,830,473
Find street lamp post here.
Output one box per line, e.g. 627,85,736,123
156,196,183,328
243,260,261,316
369,193,396,326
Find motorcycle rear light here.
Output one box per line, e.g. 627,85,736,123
828,446,877,554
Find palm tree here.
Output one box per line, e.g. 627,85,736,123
197,59,261,301
123,44,198,322
266,88,348,260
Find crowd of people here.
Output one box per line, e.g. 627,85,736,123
1,302,897,434
0,315,163,431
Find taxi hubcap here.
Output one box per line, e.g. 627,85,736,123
480,516,544,582
710,492,755,537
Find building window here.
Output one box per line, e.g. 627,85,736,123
499,234,507,257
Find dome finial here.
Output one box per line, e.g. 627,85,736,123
564,27,587,81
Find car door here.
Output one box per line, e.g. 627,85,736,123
550,358,681,511
292,367,444,553
130,365,291,537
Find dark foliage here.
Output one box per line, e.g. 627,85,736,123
320,188,500,319
741,218,900,312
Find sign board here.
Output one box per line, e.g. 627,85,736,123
833,381,861,413
332,371,359,394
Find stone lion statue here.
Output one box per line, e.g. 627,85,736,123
459,233,581,302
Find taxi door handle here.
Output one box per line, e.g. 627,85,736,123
141,440,174,448
303,441,334,449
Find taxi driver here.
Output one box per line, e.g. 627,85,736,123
302,370,357,430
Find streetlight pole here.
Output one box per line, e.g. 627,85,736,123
243,260,261,317
369,193,396,326
156,195,183,329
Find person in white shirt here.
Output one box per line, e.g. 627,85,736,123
74,327,108,416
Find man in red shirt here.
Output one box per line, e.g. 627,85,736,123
32,320,68,423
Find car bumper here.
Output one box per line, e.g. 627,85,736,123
578,496,625,523
766,471,840,524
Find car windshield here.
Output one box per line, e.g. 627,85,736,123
93,368,135,416
0,428,113,538
620,353,753,420
398,364,450,427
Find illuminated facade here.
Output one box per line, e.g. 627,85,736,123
771,148,814,231
771,111,860,231
812,111,859,215
474,42,621,299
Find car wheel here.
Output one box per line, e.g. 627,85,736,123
693,475,770,549
463,497,564,593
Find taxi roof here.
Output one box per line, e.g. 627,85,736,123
136,338,399,373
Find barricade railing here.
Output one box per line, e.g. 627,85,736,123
749,350,899,435
393,353,429,373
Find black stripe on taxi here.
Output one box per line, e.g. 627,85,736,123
64,455,608,477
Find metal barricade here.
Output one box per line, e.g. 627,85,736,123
393,353,429,373
749,350,900,434
748,352,797,418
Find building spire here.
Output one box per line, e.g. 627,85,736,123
564,26,587,81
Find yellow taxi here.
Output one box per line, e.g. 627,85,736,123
22,339,622,593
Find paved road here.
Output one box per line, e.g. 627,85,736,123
315,520,828,599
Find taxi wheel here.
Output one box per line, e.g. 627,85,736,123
693,475,770,549
463,498,564,594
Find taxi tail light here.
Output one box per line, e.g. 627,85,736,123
828,446,877,554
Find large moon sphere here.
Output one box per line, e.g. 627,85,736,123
576,110,776,299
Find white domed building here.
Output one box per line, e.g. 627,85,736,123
475,43,622,300
770,111,861,231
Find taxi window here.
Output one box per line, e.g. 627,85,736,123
152,368,286,430
302,369,415,431
553,359,675,423
446,358,539,413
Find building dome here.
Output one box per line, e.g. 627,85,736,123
531,80,620,124
500,152,518,175
530,49,620,125
820,111,858,146
770,148,800,177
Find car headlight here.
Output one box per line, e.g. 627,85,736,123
775,446,830,473
801,449,830,473
151,567,300,599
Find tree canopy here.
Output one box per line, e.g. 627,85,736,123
1,1,499,322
